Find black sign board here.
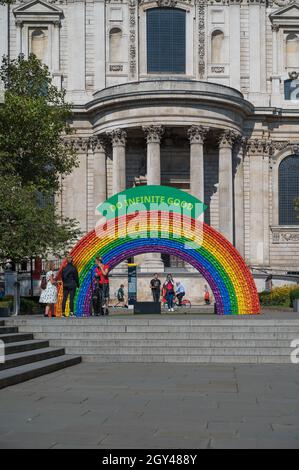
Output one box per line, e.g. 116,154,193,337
128,263,137,305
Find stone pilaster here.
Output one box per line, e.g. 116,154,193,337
218,130,238,244
246,138,271,266
187,125,208,205
62,137,88,233
143,125,164,186
109,129,127,195
91,135,107,224
141,125,165,273
234,137,246,257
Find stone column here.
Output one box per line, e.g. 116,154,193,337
247,139,269,266
234,137,246,256
140,125,165,273
271,24,281,105
92,135,107,211
143,125,164,185
218,130,237,244
110,129,127,195
187,125,208,204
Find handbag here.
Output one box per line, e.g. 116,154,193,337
40,275,47,290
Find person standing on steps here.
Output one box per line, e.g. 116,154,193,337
163,274,175,312
39,261,57,318
61,256,79,317
150,273,161,302
95,256,110,316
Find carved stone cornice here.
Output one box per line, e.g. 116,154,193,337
66,137,89,153
187,125,209,145
246,138,275,156
143,125,164,144
139,0,192,4
272,0,292,6
157,0,178,6
206,0,266,4
90,135,108,153
109,129,127,147
272,24,280,32
218,130,239,148
271,226,299,244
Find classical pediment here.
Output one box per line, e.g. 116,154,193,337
13,0,64,24
270,1,299,26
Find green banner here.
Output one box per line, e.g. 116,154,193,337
97,185,207,221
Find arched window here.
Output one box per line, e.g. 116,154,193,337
109,27,123,62
286,33,299,68
279,154,299,225
147,8,186,74
211,30,224,64
30,28,48,63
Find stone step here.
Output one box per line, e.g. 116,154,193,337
0,333,34,344
4,340,50,355
82,354,292,364
0,347,66,371
0,327,19,334
5,319,299,330
32,332,299,341
47,338,296,348
61,346,294,356
0,355,81,389
7,325,299,334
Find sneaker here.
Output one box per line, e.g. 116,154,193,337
70,312,74,317
168,309,171,312
171,308,174,312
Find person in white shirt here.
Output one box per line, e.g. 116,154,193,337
176,281,185,306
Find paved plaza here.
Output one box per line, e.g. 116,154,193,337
0,362,298,449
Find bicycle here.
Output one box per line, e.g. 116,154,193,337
161,296,192,309
174,298,192,308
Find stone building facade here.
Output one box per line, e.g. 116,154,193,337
1,0,299,299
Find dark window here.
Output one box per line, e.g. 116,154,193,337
284,78,299,100
147,8,186,74
279,154,299,225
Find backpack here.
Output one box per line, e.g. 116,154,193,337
40,274,47,290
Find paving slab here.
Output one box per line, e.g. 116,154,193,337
0,362,299,449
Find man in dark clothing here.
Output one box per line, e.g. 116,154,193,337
150,273,161,302
61,256,79,317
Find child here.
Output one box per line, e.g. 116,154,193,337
204,284,210,305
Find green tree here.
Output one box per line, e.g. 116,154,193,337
0,54,81,262
0,176,81,262
0,54,77,192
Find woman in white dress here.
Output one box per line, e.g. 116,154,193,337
39,262,58,318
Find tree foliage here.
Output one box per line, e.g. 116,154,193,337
0,54,81,262
0,176,81,262
0,54,77,192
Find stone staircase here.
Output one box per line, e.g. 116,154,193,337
5,316,299,364
0,320,81,389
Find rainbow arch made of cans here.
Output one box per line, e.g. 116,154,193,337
56,186,260,315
